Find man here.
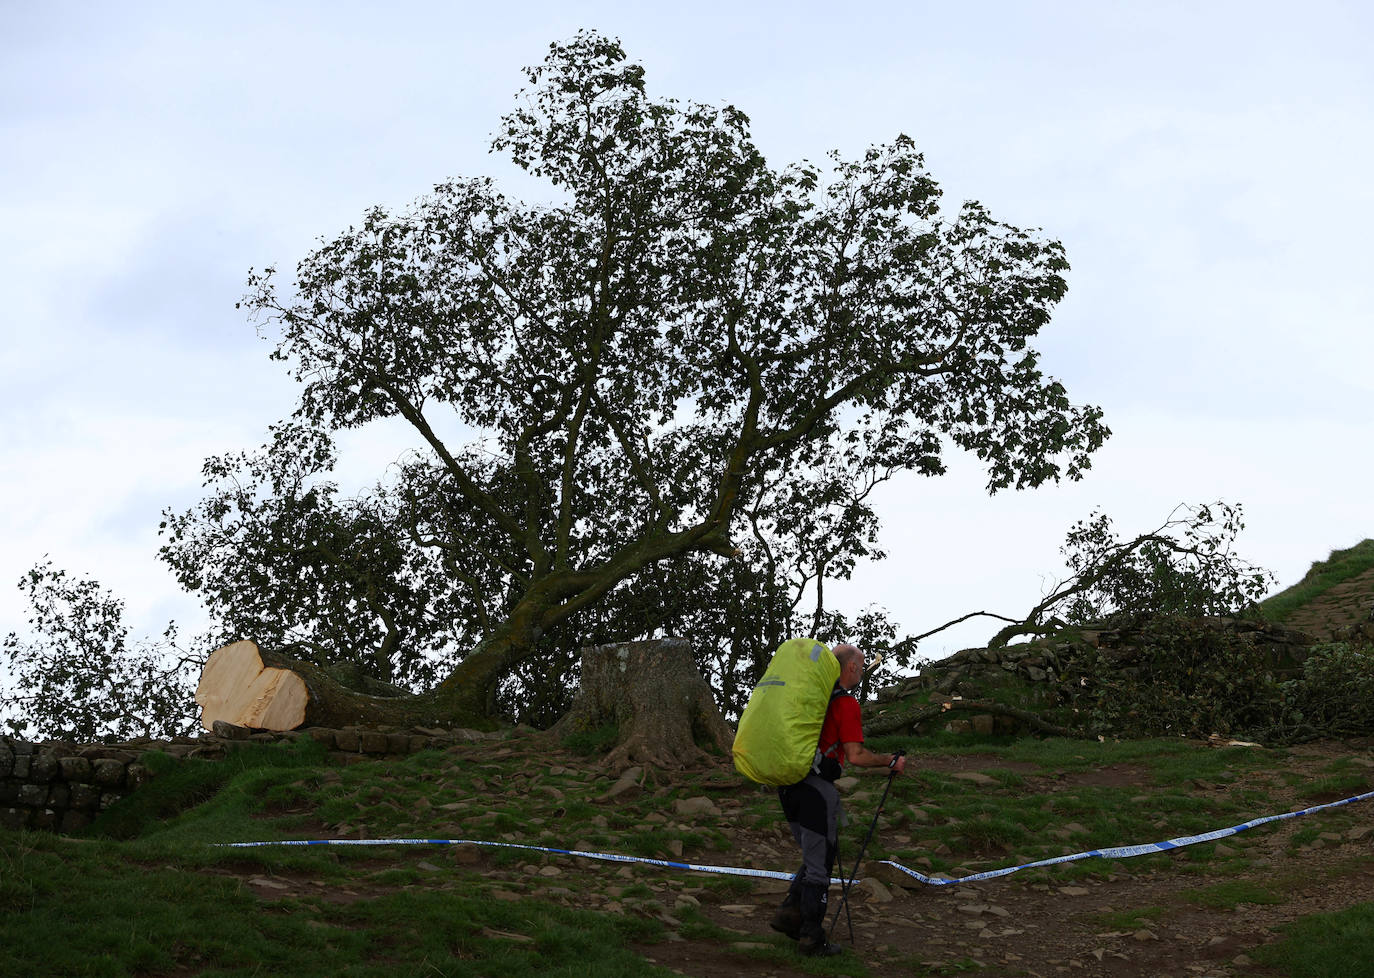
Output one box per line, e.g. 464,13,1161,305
770,642,906,956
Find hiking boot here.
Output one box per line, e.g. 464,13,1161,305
769,902,801,940
798,936,844,957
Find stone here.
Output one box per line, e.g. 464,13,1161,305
70,783,101,810
60,809,93,833
212,720,252,740
672,797,720,818
862,879,895,903
359,732,389,754
334,730,361,752
29,752,59,782
603,766,643,800
835,776,861,792
302,728,337,749
59,756,93,782
18,783,49,806
0,740,13,777
92,759,126,788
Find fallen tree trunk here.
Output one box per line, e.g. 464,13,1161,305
551,638,735,772
195,639,495,731
865,697,1089,739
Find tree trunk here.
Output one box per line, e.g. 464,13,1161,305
864,697,1089,739
195,639,495,732
551,638,735,772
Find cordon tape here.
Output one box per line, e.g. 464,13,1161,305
216,786,1374,887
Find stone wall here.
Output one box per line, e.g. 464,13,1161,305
0,722,507,833
0,739,153,832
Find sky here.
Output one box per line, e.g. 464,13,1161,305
2,1,1370,674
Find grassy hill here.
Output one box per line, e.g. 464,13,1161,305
4,542,1374,976
5,729,1374,976
1261,539,1374,637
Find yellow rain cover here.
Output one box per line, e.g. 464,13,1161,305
732,638,840,786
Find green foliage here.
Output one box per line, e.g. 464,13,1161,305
1055,624,1374,743
1262,539,1374,623
1060,617,1284,738
161,30,1107,723
985,502,1274,649
1059,503,1272,624
0,562,200,741
1278,644,1374,741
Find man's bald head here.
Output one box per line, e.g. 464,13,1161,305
832,643,862,670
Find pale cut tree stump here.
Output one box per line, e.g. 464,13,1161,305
552,638,735,773
196,640,312,731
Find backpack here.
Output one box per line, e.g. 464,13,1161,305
732,638,841,786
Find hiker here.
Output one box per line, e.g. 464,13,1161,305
770,642,906,957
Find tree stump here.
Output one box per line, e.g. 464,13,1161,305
552,638,735,773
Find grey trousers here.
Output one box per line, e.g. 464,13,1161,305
778,773,840,887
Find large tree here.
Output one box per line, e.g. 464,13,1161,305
167,32,1108,728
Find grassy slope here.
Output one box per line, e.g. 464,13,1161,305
3,732,1374,977
1261,539,1374,625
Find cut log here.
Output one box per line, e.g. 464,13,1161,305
194,639,493,732
196,640,312,731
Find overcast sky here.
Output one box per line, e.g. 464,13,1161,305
2,1,1370,669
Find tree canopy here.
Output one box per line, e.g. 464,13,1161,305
161,31,1108,726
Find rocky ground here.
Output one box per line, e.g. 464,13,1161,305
213,736,1374,978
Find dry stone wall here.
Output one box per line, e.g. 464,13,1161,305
0,738,153,832
0,722,507,833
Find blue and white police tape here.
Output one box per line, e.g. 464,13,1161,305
880,785,1374,886
217,786,1374,888
215,836,849,887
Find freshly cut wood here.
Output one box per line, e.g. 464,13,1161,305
196,640,311,731
194,639,486,731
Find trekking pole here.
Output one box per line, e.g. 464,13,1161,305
827,750,903,944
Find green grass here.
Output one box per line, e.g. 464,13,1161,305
1182,879,1283,909
1,846,666,978
84,737,331,840
1253,901,1374,977
1261,539,1374,623
10,726,1374,975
